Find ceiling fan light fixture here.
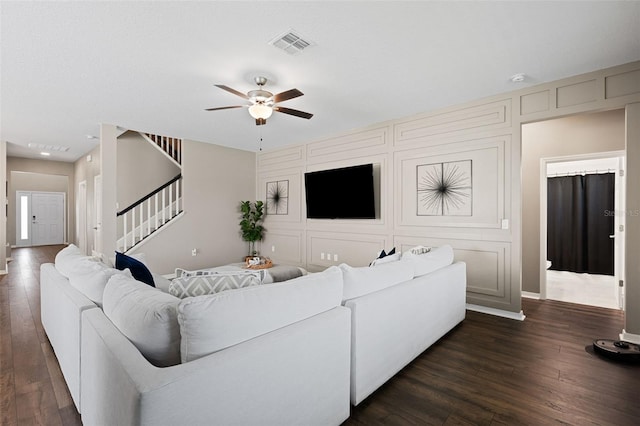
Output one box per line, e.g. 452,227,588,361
248,103,273,120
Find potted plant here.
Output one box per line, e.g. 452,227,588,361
239,200,265,257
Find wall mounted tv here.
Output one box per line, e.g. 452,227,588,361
304,163,377,219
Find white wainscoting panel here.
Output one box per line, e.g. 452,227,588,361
605,69,640,99
394,235,511,307
258,168,303,224
262,230,304,266
520,90,550,116
556,79,597,108
394,99,511,149
306,126,390,164
307,231,387,270
394,136,508,229
257,145,305,171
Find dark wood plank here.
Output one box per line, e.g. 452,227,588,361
345,299,639,426
2,246,639,426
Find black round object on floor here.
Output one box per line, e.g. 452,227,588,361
593,339,640,362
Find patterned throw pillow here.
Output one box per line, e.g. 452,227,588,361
169,271,262,298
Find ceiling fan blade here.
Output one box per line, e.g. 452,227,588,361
274,106,313,120
204,105,246,111
215,84,250,100
272,88,303,103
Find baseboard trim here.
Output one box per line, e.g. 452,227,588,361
521,291,540,299
466,303,526,321
619,330,640,344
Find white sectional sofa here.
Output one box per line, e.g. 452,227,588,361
339,245,466,405
40,243,465,424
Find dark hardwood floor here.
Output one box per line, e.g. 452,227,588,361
1,246,638,425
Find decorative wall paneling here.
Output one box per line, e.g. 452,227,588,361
394,136,510,230
394,235,512,310
306,125,391,164
257,145,305,171
257,60,640,316
307,231,388,271
394,99,512,150
258,167,303,225
261,229,305,267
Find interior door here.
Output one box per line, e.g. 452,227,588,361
31,192,65,246
77,181,87,254
93,175,102,256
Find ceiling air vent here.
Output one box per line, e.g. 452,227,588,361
28,143,69,152
269,29,314,55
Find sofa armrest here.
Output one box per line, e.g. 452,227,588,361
81,306,351,426
40,263,97,411
344,261,466,405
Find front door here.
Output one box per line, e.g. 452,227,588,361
16,191,65,247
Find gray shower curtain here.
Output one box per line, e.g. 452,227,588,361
547,173,615,275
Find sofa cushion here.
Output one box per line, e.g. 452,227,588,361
115,251,155,287
67,258,132,306
401,244,454,277
103,274,181,367
177,266,343,363
168,270,262,298
55,244,92,278
340,261,414,301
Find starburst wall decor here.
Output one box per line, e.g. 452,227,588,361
266,180,289,215
417,160,472,216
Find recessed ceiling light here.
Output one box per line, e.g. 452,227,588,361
510,73,526,83
40,152,51,156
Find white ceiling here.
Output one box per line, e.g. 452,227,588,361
2,1,639,162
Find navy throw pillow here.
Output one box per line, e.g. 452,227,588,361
115,252,155,287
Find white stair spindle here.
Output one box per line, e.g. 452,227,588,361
147,198,151,236
162,188,166,224
139,204,144,242
155,193,159,230
176,178,181,213
123,212,128,252
169,182,173,217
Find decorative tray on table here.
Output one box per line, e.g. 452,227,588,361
245,256,273,270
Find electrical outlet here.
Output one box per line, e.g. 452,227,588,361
501,219,509,230
334,254,338,262
320,252,325,260
271,245,276,252
191,248,197,256
327,253,331,261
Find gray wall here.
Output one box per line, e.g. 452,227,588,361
124,139,256,275
521,110,625,293
116,131,181,210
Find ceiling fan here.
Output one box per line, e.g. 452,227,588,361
205,76,313,126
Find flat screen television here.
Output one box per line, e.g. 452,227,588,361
304,164,376,219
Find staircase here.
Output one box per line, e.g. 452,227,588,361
116,131,184,253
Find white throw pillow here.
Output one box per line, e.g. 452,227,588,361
369,252,401,266
169,271,262,298
340,260,414,301
67,257,131,306
55,244,92,278
401,244,454,277
103,274,181,367
178,266,343,363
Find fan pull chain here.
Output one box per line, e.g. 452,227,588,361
258,128,263,151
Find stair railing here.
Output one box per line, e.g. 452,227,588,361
116,174,183,252
142,132,182,166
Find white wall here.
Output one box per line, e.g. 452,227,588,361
74,146,100,252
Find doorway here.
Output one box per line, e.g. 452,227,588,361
15,191,65,247
541,154,625,309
